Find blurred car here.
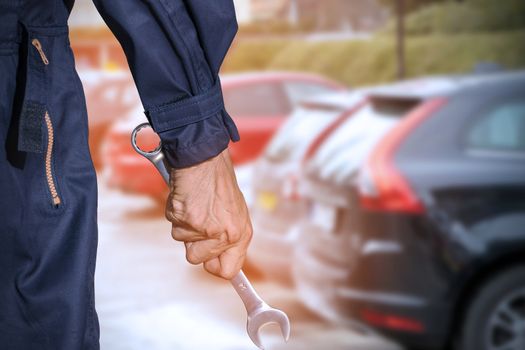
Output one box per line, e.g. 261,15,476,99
79,69,138,168
248,90,367,282
223,72,345,164
293,72,525,350
102,72,344,201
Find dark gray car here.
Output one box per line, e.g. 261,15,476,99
293,71,525,350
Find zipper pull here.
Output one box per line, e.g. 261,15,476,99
31,38,49,65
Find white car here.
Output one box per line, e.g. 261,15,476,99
248,90,366,282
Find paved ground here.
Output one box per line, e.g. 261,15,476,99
95,181,402,350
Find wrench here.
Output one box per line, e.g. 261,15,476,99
131,123,291,349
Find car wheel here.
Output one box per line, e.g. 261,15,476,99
456,265,525,350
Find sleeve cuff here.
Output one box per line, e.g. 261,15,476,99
145,79,225,133
144,80,240,168
160,109,239,168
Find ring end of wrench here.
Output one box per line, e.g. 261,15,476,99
131,122,162,158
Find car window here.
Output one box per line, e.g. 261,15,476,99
316,97,421,158
308,97,420,173
467,101,525,152
284,82,337,106
223,83,290,117
370,97,421,118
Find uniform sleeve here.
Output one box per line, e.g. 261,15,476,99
91,0,240,168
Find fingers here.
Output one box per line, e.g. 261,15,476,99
171,226,207,242
184,239,232,265
203,245,246,280
184,236,249,280
185,223,252,278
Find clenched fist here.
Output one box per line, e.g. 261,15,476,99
165,149,253,279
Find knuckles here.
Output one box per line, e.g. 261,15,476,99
226,228,242,245
165,197,186,223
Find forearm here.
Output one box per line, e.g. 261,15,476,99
92,0,239,168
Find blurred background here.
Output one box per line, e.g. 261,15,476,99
69,0,525,349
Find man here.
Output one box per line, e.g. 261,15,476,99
0,1,252,349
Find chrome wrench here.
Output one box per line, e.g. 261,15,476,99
131,123,291,349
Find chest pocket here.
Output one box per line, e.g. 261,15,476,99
18,25,68,208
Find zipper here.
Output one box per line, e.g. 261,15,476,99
31,38,49,65
44,112,61,207
31,38,60,207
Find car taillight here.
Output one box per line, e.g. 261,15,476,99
358,98,447,214
361,309,425,333
302,98,368,163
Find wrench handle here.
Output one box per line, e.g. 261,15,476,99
147,153,170,185
230,270,265,313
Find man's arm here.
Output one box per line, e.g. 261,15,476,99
92,0,252,279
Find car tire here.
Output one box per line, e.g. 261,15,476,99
455,264,525,350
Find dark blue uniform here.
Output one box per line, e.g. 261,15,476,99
0,1,239,349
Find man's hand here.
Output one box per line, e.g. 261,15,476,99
165,149,253,280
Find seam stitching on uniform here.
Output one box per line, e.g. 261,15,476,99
154,106,223,132
158,0,208,93
147,83,221,113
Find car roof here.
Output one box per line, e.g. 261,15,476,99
367,70,525,100
220,71,343,87
297,90,365,110
288,74,461,114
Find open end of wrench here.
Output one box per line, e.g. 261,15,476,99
131,122,162,158
247,306,291,349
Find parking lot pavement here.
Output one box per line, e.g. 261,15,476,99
96,181,402,350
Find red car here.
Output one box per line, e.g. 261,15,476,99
79,69,139,168
102,72,344,201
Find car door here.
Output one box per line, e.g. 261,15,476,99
460,93,525,244
405,83,525,249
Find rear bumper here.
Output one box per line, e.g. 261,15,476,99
249,207,305,281
292,223,452,350
248,171,308,280
249,223,296,281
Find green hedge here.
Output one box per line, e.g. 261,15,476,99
222,40,289,72
382,0,525,35
223,30,525,87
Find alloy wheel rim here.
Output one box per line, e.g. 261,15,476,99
486,287,525,350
